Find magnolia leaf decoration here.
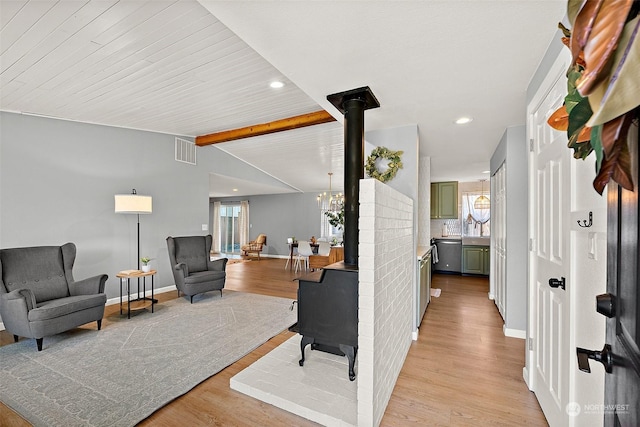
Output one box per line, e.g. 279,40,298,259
548,2,639,194
588,16,640,126
573,0,634,96
365,147,404,183
593,114,635,194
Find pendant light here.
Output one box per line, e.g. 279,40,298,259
317,172,343,212
474,179,490,210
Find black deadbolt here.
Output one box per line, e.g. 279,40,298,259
548,277,566,290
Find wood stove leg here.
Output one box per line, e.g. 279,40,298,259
299,335,314,366
340,344,357,381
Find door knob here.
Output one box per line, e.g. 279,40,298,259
596,293,616,318
548,277,566,290
576,344,615,373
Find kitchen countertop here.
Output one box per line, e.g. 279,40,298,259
417,245,432,260
462,236,490,246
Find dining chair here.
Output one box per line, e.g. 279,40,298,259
294,240,314,273
284,239,297,270
317,241,331,256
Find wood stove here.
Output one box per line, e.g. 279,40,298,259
296,87,379,381
297,264,358,380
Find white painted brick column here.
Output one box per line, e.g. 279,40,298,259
358,178,414,427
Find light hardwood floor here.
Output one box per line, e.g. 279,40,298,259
0,258,547,426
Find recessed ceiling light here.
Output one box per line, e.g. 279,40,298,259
270,81,284,89
482,170,490,174
455,117,473,125
232,188,238,192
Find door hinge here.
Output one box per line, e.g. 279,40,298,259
528,337,534,351
529,139,534,152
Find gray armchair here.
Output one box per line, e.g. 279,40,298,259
0,243,108,351
166,235,228,303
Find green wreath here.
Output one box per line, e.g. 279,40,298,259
365,147,404,183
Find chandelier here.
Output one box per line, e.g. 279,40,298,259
474,179,490,210
317,172,343,212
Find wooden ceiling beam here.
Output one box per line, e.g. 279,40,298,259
195,110,336,146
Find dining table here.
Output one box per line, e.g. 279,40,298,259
287,241,319,270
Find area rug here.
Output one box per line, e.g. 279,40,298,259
0,291,297,427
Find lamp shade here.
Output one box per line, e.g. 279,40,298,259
474,195,491,210
115,194,152,214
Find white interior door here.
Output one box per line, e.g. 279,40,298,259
494,163,506,318
528,50,571,427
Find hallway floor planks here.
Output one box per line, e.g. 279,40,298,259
0,259,547,426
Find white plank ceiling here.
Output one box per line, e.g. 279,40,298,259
1,0,568,197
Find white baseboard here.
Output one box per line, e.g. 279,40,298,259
487,292,495,300
412,329,419,341
503,325,526,339
523,366,532,390
105,284,177,306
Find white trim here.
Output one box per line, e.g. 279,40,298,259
487,292,495,300
106,284,177,307
412,330,419,341
503,325,526,339
523,367,532,390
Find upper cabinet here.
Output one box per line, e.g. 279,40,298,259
430,181,458,219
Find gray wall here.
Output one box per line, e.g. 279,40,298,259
210,192,320,257
490,125,528,332
365,124,421,333
0,112,256,303
526,29,565,106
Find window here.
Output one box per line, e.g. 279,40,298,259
462,193,490,237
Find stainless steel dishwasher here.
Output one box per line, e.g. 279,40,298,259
433,238,462,273
417,249,431,326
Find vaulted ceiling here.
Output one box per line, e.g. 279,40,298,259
0,1,567,197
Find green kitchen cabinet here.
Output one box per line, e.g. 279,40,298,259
430,181,458,219
462,245,490,275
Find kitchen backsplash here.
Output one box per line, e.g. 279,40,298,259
431,219,461,238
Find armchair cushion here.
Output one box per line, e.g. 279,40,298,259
1,246,69,301
29,294,107,322
172,237,208,273
184,270,226,285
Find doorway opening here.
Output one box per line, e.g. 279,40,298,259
220,204,241,254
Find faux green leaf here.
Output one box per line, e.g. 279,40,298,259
567,97,593,137
559,22,572,38
590,124,604,172
567,129,593,159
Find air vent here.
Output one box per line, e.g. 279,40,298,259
175,137,196,165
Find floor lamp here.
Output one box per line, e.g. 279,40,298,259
114,189,153,271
